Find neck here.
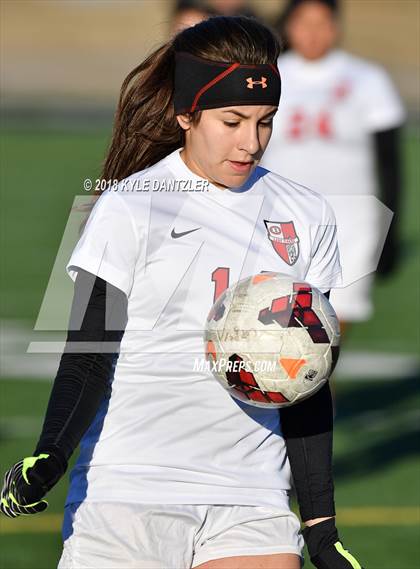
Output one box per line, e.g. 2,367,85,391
180,148,228,190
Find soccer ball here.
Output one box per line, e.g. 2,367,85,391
204,272,340,408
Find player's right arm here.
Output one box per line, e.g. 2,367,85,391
0,270,128,518
1,188,140,518
362,63,405,278
374,125,403,276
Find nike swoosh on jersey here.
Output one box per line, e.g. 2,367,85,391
171,227,201,239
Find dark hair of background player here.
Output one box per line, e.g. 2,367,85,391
99,16,281,187
275,0,339,52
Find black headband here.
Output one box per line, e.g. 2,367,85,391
174,52,281,115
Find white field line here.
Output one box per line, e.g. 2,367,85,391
335,351,420,380
0,416,43,438
1,320,61,379
2,405,418,441
1,320,419,381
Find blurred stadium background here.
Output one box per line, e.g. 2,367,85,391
0,1,419,568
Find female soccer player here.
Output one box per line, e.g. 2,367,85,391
261,0,405,329
1,16,364,569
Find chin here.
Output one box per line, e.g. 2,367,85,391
302,46,330,60
226,173,249,187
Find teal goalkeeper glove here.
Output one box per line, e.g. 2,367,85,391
0,452,66,518
302,518,365,569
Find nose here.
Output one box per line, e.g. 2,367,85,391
238,123,260,156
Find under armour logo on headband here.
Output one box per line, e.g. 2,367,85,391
174,52,280,114
246,76,267,89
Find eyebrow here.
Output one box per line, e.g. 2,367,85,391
222,109,277,119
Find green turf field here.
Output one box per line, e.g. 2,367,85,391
0,129,419,568
1,377,419,568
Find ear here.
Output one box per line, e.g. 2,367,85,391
176,113,193,131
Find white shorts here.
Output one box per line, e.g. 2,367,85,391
58,502,304,568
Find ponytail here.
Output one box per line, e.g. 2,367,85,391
100,41,183,186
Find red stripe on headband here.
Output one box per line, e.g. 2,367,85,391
268,63,280,77
190,62,241,112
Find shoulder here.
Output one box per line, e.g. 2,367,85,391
257,166,323,201
338,50,394,85
100,154,176,206
120,156,175,190
257,167,334,221
278,51,297,66
277,51,300,75
340,51,404,127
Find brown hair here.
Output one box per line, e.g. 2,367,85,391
100,15,281,188
78,17,280,231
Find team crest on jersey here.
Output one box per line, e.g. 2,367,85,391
264,220,300,265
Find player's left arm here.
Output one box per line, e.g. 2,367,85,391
282,196,364,567
280,381,365,568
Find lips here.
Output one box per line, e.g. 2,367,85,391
228,160,254,173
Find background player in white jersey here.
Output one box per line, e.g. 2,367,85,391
1,16,364,569
261,0,405,328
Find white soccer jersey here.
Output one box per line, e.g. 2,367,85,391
261,50,405,320
261,49,404,196
65,147,341,509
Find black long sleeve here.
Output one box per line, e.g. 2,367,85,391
373,126,403,276
279,129,403,521
280,289,335,522
34,269,128,464
280,381,335,522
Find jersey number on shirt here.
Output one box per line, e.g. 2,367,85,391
211,269,282,303
211,267,230,303
287,110,333,140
